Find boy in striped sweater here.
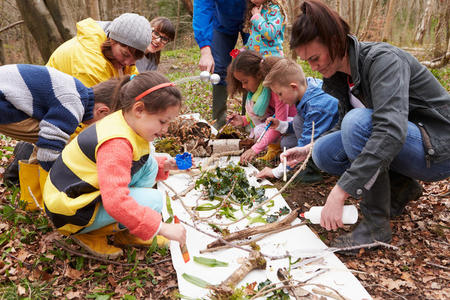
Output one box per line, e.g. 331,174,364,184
0,64,119,210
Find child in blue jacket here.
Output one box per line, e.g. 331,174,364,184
256,59,339,180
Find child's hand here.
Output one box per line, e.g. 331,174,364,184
159,222,187,246
280,144,311,168
256,167,275,179
164,157,178,171
265,117,279,129
251,5,262,16
240,148,257,164
228,114,244,127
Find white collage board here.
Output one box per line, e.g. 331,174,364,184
158,156,371,299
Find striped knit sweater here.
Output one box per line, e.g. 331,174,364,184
0,64,95,171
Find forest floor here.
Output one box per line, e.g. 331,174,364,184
0,49,449,299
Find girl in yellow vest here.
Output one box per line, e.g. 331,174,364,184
43,71,186,259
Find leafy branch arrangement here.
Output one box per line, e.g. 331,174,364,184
194,163,289,223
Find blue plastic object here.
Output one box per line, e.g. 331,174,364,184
175,152,192,170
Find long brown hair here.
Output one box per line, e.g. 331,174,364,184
114,71,181,113
226,50,282,97
290,0,350,61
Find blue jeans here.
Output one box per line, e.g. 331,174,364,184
312,108,450,182
80,156,163,233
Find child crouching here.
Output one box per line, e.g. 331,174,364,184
43,71,186,259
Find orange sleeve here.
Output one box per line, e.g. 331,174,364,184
97,138,161,240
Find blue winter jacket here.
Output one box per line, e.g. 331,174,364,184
193,0,247,49
287,77,339,147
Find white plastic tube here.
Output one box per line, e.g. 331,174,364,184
302,205,358,224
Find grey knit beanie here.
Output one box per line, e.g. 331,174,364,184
107,13,151,52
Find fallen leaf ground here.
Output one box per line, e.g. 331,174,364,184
1,53,449,299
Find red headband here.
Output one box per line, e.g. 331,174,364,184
135,82,176,101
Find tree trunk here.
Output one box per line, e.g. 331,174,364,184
336,0,341,15
382,0,395,42
15,0,65,62
351,0,356,32
415,0,433,45
432,0,449,57
361,0,379,40
173,0,181,50
46,0,76,40
355,0,366,35
85,0,101,20
102,0,114,20
402,0,414,41
180,0,193,16
0,39,5,65
22,24,33,64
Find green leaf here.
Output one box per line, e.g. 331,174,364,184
248,215,267,225
165,192,174,223
195,203,220,211
182,273,212,288
260,184,276,189
193,256,229,267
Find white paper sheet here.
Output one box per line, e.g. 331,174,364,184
158,157,372,299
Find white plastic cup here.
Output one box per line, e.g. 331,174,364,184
302,205,358,224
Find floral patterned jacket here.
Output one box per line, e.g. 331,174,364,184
245,3,285,57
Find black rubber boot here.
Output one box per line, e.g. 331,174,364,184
212,84,228,129
3,141,34,185
331,171,392,255
389,171,423,218
292,161,323,184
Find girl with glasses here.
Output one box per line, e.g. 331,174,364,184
136,17,175,72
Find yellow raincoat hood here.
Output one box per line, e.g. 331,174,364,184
47,18,138,87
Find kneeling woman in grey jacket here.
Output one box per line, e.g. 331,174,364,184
282,0,450,252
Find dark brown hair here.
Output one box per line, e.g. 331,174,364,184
92,78,123,112
101,39,145,65
290,0,350,61
226,50,282,97
113,71,181,113
146,17,175,65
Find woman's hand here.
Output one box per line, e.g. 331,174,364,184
280,144,311,168
265,117,279,129
240,148,257,164
256,167,275,179
199,46,215,73
320,184,349,231
228,114,244,127
251,5,262,16
159,222,187,246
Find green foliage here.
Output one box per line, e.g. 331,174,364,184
0,278,54,299
430,67,449,91
182,273,212,288
257,279,290,299
195,163,267,206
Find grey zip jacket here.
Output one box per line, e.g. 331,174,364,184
322,35,450,198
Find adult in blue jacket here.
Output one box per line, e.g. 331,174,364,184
193,0,248,128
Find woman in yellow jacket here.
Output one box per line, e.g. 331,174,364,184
47,13,151,87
